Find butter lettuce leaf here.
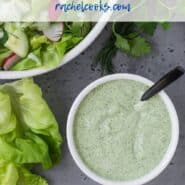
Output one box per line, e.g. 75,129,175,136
0,133,52,169
30,35,50,50
0,160,48,185
0,92,16,135
11,48,42,71
42,34,82,68
17,167,48,185
11,34,82,71
0,79,62,169
0,161,18,185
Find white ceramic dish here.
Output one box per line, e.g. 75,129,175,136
0,21,107,80
67,73,179,185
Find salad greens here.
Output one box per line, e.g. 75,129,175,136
96,22,170,73
0,22,91,71
0,78,63,185
0,161,48,185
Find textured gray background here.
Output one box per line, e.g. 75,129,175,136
2,23,185,185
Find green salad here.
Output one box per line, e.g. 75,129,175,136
0,79,62,185
0,22,91,71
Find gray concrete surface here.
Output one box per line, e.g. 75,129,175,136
2,23,185,185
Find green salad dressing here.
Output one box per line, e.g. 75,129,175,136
74,80,171,181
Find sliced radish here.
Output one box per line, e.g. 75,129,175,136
2,53,21,70
43,23,64,42
49,0,62,21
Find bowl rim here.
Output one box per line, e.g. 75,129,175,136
0,21,107,80
67,73,179,185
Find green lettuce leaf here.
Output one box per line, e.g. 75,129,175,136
0,92,16,135
41,45,62,68
0,161,18,185
58,34,82,51
30,35,50,50
69,22,91,37
42,34,82,68
17,167,48,185
0,133,52,169
2,22,90,71
0,79,62,169
0,160,48,185
11,48,42,71
11,34,82,70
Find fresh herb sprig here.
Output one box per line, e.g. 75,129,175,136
96,22,170,73
95,34,117,73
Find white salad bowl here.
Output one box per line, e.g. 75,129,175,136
67,73,179,185
0,21,107,80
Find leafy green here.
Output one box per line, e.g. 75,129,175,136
0,160,48,185
129,37,151,57
17,167,48,185
67,22,91,37
11,34,82,71
0,79,62,184
95,36,117,73
96,22,170,73
0,161,18,185
41,45,62,69
160,22,170,30
30,35,50,50
112,22,152,57
135,23,158,35
11,48,42,71
112,23,130,53
1,22,91,71
0,92,16,135
0,28,9,45
41,34,82,69
0,134,52,169
115,34,130,52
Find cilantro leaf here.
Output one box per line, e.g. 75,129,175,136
96,22,170,73
112,23,130,53
115,34,130,52
160,22,170,30
112,23,151,56
95,35,117,73
135,23,158,35
129,37,151,57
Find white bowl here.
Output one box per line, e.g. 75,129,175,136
67,73,179,185
0,21,107,79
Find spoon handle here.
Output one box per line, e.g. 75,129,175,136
141,66,185,101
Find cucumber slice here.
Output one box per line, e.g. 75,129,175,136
4,30,29,58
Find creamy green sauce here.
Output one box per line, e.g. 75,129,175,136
74,80,171,181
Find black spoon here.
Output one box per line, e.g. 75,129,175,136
141,66,185,101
